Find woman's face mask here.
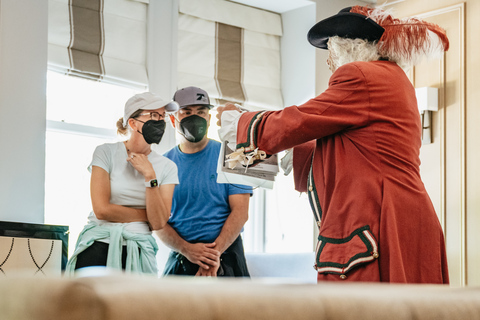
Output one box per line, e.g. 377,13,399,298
178,115,208,143
136,119,166,144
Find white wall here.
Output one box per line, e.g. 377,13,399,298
281,3,316,107
0,0,48,223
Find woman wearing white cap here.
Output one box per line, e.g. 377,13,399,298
65,92,180,275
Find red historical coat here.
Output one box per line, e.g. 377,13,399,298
235,61,449,283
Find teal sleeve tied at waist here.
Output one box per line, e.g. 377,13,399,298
65,224,158,276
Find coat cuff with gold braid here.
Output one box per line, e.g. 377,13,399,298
225,111,268,169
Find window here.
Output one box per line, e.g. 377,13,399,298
46,72,138,129
264,171,314,253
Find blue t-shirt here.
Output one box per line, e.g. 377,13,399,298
164,140,252,242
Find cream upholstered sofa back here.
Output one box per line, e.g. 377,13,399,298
2,272,480,320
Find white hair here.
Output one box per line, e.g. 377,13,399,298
327,36,382,71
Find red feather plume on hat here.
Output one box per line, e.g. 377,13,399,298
351,6,449,67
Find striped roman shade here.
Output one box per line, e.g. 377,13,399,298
178,0,284,110
48,0,148,89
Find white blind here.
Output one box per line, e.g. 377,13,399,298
48,0,148,89
178,0,284,110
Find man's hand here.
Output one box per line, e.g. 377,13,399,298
196,259,220,277
216,103,240,126
183,242,220,270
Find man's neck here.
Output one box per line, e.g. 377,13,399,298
179,137,209,154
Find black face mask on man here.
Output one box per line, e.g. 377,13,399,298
178,115,208,143
136,119,166,144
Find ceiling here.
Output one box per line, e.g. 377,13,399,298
227,0,314,13
228,0,379,13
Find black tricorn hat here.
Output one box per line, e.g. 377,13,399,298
307,7,385,49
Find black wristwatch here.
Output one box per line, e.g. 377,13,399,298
145,179,158,188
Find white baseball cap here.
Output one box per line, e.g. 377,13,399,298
123,92,179,126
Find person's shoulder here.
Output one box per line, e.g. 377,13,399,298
335,61,369,74
89,142,120,171
152,151,176,164
206,139,221,151
332,61,399,85
94,142,120,154
150,150,178,172
208,139,221,149
344,60,400,74
329,62,367,87
206,139,222,156
163,145,180,159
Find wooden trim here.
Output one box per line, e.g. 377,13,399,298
415,3,466,286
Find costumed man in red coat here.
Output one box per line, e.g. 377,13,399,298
217,6,450,283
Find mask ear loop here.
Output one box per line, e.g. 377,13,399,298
170,114,187,137
133,118,146,135
127,117,143,136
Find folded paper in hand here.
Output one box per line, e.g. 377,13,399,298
216,141,279,189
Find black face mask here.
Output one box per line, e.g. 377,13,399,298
136,120,166,144
178,115,208,143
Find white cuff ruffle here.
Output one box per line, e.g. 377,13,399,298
218,110,242,150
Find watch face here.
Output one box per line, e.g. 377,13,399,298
150,179,158,187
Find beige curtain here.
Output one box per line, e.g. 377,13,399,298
178,0,284,110
48,0,148,89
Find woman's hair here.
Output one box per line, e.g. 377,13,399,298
327,36,382,71
116,109,144,136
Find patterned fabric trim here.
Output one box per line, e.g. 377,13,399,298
237,111,267,152
307,161,322,229
314,225,379,275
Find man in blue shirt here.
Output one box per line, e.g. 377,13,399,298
157,86,252,277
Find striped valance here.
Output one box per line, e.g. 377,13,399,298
48,0,148,89
178,0,284,111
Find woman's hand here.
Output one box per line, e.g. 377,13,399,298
216,103,241,126
127,153,156,179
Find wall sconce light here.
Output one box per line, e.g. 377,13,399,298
415,87,438,145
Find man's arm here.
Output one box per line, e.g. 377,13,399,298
214,193,250,253
155,224,220,270
196,193,250,276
